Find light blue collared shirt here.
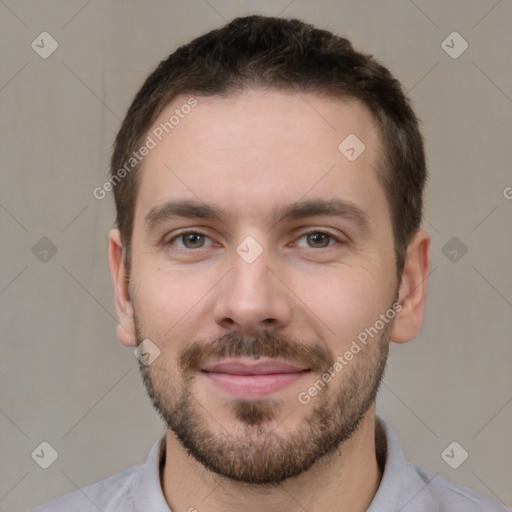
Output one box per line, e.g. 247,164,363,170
32,416,508,511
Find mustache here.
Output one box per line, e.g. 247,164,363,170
179,331,334,374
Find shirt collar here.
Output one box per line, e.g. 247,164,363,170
367,416,406,511
133,435,171,511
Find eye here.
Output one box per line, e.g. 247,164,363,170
166,230,215,249
295,230,340,249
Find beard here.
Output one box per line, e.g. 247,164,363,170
134,310,392,486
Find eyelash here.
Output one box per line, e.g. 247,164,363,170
164,229,343,250
165,229,217,249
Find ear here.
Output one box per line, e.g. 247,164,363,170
109,228,137,347
391,229,431,344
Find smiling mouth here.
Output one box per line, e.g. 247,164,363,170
200,358,311,398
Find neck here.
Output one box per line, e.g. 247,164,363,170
161,408,383,512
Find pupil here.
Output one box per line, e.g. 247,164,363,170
309,233,328,247
186,234,202,247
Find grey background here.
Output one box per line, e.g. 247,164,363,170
1,1,511,510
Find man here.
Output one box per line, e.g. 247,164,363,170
33,15,507,512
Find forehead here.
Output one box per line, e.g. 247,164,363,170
135,89,388,227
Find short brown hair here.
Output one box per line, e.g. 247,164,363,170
110,15,427,278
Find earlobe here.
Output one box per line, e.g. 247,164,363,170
108,228,137,347
390,229,431,344
117,323,136,347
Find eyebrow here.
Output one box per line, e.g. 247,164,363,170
145,200,225,230
272,198,369,231
144,198,370,232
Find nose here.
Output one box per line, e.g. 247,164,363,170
213,247,293,336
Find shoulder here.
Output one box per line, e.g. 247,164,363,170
30,465,142,512
374,417,508,512
405,463,509,512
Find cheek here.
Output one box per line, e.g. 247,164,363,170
132,262,219,335
292,264,393,343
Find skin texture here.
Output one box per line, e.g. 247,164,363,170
109,89,431,512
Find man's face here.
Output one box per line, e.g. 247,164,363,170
126,89,400,484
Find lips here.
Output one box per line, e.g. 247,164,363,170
200,359,310,398
201,359,309,375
